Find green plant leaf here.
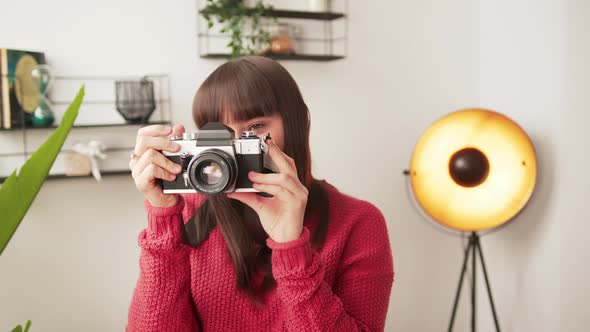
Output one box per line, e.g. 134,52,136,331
24,320,31,332
0,86,85,255
10,325,22,332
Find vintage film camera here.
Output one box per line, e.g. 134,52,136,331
161,122,277,195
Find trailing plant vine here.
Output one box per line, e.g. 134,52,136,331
201,0,276,57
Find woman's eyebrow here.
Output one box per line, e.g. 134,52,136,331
247,116,268,122
243,117,268,125
229,116,269,127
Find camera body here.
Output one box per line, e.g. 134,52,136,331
161,122,276,195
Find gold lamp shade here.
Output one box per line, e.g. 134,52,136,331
410,109,537,232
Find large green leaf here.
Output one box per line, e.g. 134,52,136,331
10,320,31,332
0,86,85,254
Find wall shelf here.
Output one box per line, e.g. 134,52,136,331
266,9,344,20
200,8,345,21
0,120,170,131
0,74,171,183
200,53,344,61
0,170,131,183
197,0,348,61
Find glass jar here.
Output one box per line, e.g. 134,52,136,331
267,23,299,55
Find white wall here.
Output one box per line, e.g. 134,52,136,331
562,0,590,330
0,0,586,331
477,0,563,331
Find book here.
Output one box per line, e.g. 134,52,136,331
0,49,46,129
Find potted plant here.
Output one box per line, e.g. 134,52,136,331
200,0,276,57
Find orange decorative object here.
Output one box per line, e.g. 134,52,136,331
410,109,537,231
271,35,294,54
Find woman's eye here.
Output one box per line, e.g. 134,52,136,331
249,123,265,131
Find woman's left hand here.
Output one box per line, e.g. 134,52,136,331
227,139,308,243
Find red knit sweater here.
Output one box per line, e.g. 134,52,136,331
126,184,394,331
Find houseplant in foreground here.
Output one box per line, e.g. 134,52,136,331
1,86,84,332
10,320,31,332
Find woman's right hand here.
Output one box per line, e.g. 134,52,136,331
129,124,185,208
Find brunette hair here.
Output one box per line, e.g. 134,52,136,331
187,56,329,300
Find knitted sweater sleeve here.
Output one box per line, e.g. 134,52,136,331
266,204,394,332
126,196,200,332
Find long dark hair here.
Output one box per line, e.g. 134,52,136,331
187,56,329,300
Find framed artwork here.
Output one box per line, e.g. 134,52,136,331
0,49,46,129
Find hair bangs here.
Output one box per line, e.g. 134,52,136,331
194,59,278,128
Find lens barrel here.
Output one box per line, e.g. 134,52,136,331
188,149,237,195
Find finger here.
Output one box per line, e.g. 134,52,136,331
135,164,177,193
251,183,294,202
270,140,296,171
274,140,297,172
284,155,296,172
129,155,138,170
131,148,183,178
134,136,180,156
267,139,296,175
248,172,305,197
171,124,185,137
137,125,172,138
226,192,264,211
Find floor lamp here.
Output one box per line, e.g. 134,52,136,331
406,109,537,332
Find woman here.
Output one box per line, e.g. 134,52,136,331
127,56,394,331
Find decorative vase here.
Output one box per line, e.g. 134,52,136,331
30,64,56,127
31,98,55,127
115,78,156,124
305,0,330,12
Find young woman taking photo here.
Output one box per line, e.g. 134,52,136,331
126,56,394,331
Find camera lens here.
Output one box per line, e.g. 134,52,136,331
198,161,223,185
188,149,236,195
